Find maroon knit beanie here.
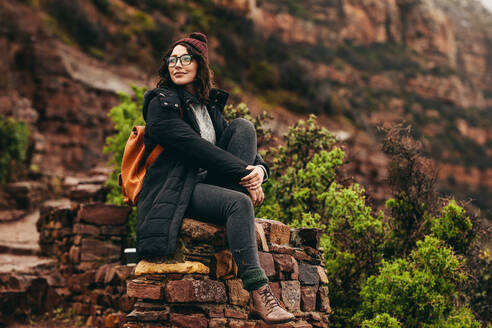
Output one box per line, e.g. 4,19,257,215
172,32,209,63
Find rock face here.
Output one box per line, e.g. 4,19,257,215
0,0,490,215
0,1,146,177
123,218,330,327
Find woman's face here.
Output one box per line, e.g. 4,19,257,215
168,44,198,87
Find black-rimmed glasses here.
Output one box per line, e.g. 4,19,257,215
166,54,194,67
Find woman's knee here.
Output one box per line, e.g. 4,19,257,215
229,118,255,137
230,192,254,216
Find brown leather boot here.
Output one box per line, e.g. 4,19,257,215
250,284,295,324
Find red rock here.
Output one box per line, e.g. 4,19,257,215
95,263,113,283
70,184,105,202
290,228,322,249
76,203,131,225
224,308,248,319
69,246,80,263
209,318,227,328
73,223,100,235
229,320,256,328
103,313,120,328
273,254,298,280
280,281,301,312
72,302,90,315
165,279,227,303
293,250,311,262
256,219,291,245
67,271,94,293
104,264,133,285
74,235,82,245
127,309,169,322
214,249,238,279
298,264,319,286
170,313,207,328
226,279,250,307
126,279,164,300
258,252,275,278
118,294,135,313
5,181,45,210
181,218,226,246
316,266,329,284
122,324,143,328
270,244,295,255
78,261,99,271
300,286,317,312
100,224,127,236
197,304,225,317
80,237,121,262
134,301,169,312
292,260,299,281
255,222,269,251
291,321,313,328
317,286,330,313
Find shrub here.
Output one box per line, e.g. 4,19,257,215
361,313,401,328
0,115,30,185
103,85,146,244
251,114,388,327
431,200,475,254
382,124,438,255
356,236,480,327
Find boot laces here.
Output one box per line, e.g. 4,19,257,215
259,285,281,314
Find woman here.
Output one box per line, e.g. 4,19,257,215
136,32,295,323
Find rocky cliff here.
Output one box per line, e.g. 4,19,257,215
0,0,490,215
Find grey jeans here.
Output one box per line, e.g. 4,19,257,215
184,118,262,276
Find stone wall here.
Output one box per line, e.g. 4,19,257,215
36,196,134,326
123,218,331,328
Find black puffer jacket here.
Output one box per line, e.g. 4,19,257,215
136,85,269,261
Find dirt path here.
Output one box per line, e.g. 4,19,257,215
0,210,40,256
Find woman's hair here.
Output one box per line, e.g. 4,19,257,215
156,42,215,104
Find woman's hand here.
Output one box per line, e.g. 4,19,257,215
240,165,264,190
247,185,264,206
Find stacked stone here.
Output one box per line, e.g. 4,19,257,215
37,198,77,259
4,181,45,210
69,263,136,327
123,218,330,328
62,170,109,203
68,202,130,271
37,199,133,326
37,200,130,271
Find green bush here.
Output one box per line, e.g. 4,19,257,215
431,200,475,254
361,313,401,328
103,85,146,245
382,124,438,256
356,236,480,327
0,115,30,185
249,114,388,327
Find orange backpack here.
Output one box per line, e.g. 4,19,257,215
118,96,183,206
118,126,164,206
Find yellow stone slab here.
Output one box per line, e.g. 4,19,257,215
135,260,210,276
